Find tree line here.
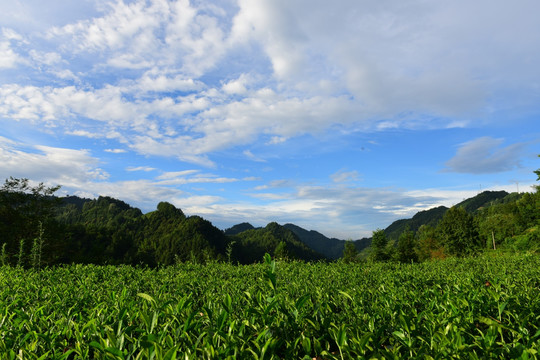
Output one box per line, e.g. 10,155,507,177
0,178,324,267
342,159,540,263
1,158,538,267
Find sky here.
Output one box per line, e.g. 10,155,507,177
1,0,539,239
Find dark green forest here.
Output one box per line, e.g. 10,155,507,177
0,160,539,267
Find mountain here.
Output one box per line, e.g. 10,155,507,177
383,191,515,242
228,222,326,263
224,222,257,235
454,190,512,213
283,223,371,259
384,206,448,241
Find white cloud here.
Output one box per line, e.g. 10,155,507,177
0,138,108,186
243,149,266,162
0,28,25,68
104,148,126,153
2,0,539,167
331,170,360,183
222,74,251,95
445,137,525,174
29,50,62,66
126,166,156,172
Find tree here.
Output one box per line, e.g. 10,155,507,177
0,177,61,266
396,229,418,263
436,206,481,256
371,229,389,261
416,225,444,261
342,240,358,263
274,241,289,260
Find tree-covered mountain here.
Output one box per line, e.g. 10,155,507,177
383,191,517,242
0,181,328,266
1,169,539,268
282,223,370,259
228,222,326,263
384,206,448,242
366,189,539,262
223,222,257,235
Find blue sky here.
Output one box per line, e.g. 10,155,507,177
1,0,539,238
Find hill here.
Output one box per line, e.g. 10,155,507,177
384,191,515,242
229,222,326,263
223,222,257,235
283,223,371,259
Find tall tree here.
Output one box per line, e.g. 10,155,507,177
371,229,389,261
436,206,481,256
416,225,444,260
0,177,61,266
342,240,358,263
396,229,418,263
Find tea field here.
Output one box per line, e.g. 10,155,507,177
1,253,540,359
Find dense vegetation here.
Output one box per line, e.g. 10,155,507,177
1,253,539,358
370,189,540,263
0,158,538,266
0,161,538,358
0,179,324,266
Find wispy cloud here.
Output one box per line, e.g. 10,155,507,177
126,166,156,172
445,137,525,174
0,137,108,185
0,0,538,238
331,170,360,183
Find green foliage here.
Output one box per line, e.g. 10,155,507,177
1,254,539,358
30,221,44,269
283,223,370,259
0,243,7,267
436,206,482,256
384,206,448,242
232,222,325,263
274,241,289,260
395,229,418,263
0,177,60,266
342,240,358,263
16,238,25,268
371,229,390,261
416,225,444,260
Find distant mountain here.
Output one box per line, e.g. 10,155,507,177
283,223,371,259
228,222,326,263
384,206,448,241
454,190,511,213
383,190,514,241
224,222,257,235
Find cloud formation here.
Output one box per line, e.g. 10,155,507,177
1,0,539,166
0,1,538,238
445,137,525,174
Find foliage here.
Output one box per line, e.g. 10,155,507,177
370,229,390,261
1,253,539,358
342,240,358,263
283,223,371,260
0,177,61,266
231,222,325,263
384,206,448,242
416,225,444,261
436,206,482,256
395,229,418,263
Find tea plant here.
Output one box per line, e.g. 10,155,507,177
0,253,539,358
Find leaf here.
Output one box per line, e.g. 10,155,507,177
137,293,156,304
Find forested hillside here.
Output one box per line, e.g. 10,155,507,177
1,159,539,267
363,188,539,263
0,179,326,267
